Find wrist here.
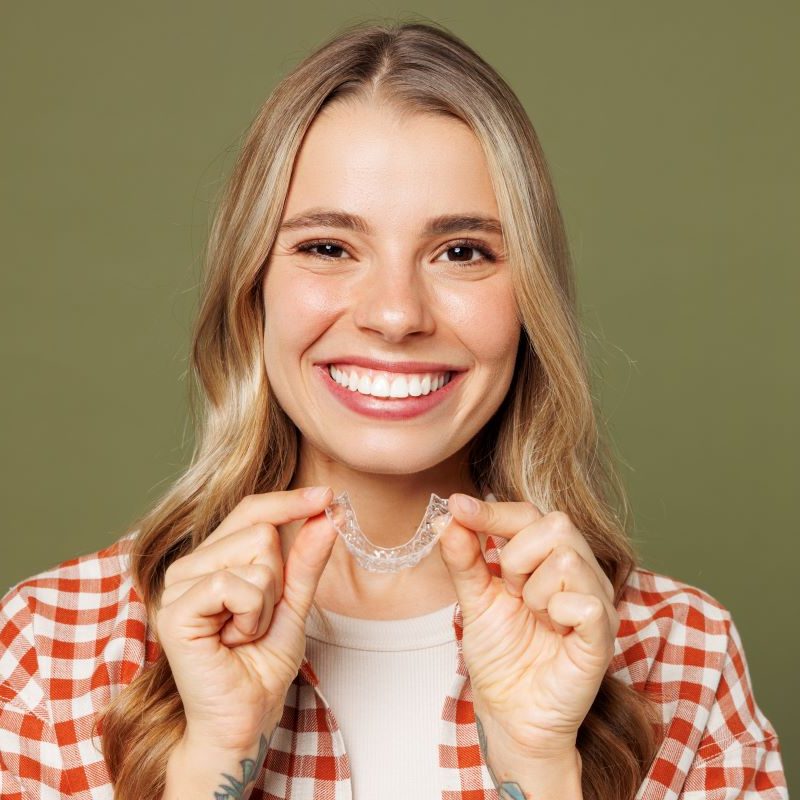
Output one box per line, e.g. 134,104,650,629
472,700,579,763
473,710,582,800
182,706,282,756
164,731,272,800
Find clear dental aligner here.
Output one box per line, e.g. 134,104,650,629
324,490,452,573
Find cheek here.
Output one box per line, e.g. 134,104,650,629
264,272,345,349
440,282,520,368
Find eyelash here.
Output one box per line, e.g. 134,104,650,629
294,238,498,266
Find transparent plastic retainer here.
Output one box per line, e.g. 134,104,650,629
324,490,452,573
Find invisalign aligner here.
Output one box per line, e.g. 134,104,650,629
324,490,452,573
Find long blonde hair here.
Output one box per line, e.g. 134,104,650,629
98,18,663,799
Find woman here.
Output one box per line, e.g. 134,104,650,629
0,20,787,800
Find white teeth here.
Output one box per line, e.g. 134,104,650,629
328,365,452,398
370,375,391,398
389,376,406,398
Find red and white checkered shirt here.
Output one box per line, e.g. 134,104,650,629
0,530,788,799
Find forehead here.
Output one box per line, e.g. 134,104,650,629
281,100,500,229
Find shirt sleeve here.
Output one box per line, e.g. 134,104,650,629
0,749,24,800
0,584,71,799
678,614,788,799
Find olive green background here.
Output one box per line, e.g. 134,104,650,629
1,1,796,783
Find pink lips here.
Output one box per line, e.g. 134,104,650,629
316,364,464,420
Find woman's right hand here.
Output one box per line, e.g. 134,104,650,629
155,486,337,754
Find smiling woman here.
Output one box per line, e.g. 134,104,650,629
0,17,787,800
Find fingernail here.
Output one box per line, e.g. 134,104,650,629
304,486,331,502
452,494,479,513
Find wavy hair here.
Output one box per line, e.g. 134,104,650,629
97,18,663,799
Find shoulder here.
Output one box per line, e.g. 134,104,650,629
610,565,733,688
0,530,156,718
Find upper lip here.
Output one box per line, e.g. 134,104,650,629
317,356,466,374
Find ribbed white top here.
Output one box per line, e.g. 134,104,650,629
305,600,458,799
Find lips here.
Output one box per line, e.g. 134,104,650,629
316,363,465,421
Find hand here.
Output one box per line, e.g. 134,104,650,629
155,486,338,754
438,494,619,761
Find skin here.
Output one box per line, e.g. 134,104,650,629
262,98,521,618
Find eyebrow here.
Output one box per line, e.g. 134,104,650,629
278,208,504,238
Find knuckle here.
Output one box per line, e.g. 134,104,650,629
208,569,233,594
552,544,580,570
249,563,275,590
583,595,605,620
251,521,277,550
238,493,258,513
546,510,573,535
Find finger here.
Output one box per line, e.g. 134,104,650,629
547,592,616,659
436,515,494,626
166,523,285,601
221,579,276,647
160,564,280,620
275,508,339,623
159,569,268,644
517,546,619,641
448,494,544,539
199,486,333,549
498,512,614,603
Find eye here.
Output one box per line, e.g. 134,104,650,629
295,240,351,260
435,239,497,267
293,237,498,266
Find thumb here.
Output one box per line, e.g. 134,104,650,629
437,516,494,625
281,509,339,621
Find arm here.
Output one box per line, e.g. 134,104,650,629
476,713,583,800
0,749,25,800
677,615,787,799
163,730,273,800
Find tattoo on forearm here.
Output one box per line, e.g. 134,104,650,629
213,732,270,799
476,715,527,800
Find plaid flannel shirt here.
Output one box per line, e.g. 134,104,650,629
0,530,788,799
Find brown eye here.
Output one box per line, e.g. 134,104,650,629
436,240,497,266
297,241,349,260
448,245,477,262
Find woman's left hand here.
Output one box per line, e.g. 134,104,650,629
438,494,620,763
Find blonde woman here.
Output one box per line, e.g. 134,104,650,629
0,20,787,800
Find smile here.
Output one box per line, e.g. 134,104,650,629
316,364,465,421
327,364,453,398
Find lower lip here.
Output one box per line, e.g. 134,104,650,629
315,365,466,420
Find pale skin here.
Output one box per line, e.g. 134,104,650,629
264,97,520,620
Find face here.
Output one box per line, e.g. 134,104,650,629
262,99,521,479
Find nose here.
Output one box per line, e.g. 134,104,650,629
350,262,436,342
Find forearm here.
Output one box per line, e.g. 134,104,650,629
162,731,272,800
475,714,583,800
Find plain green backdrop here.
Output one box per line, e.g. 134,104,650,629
1,0,796,784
